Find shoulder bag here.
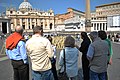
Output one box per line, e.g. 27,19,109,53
58,49,69,80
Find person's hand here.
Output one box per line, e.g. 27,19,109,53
109,57,112,65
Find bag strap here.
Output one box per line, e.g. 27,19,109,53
63,49,66,72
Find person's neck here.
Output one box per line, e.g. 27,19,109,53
34,33,42,36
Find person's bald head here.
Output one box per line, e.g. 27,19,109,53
15,26,23,34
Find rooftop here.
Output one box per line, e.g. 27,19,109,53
96,2,120,8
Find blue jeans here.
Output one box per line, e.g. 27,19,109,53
90,70,107,80
32,69,54,80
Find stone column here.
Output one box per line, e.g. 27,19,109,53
30,18,32,29
26,19,29,29
105,23,107,31
47,19,49,29
0,22,2,32
101,23,103,30
86,0,91,20
103,23,105,30
43,19,45,29
7,22,9,33
20,19,22,27
39,19,41,26
8,21,11,33
37,19,40,26
98,23,100,31
24,19,26,30
52,19,54,30
85,0,92,32
92,23,94,30
14,18,17,27
34,19,37,26
25,19,27,29
11,24,14,30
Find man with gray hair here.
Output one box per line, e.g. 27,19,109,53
6,26,29,80
87,31,109,80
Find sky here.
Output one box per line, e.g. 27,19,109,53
0,0,120,14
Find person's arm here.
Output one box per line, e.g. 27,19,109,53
109,40,113,57
109,40,113,65
87,44,94,61
46,40,54,58
59,50,64,67
109,57,112,65
107,39,113,65
25,41,30,57
5,49,14,59
53,46,57,59
19,41,28,64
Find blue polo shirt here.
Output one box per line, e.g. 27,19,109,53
87,44,94,60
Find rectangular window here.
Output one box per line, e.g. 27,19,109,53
106,23,107,30
97,23,99,30
23,25,25,29
29,26,30,29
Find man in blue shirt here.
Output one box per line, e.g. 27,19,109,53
6,26,29,80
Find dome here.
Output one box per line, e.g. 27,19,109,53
19,1,32,10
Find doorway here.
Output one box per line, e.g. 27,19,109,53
2,22,7,34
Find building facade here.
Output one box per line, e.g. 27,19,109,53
64,16,85,31
4,1,120,33
55,8,85,32
55,2,120,32
0,17,11,34
107,14,120,31
6,0,55,32
91,2,120,31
